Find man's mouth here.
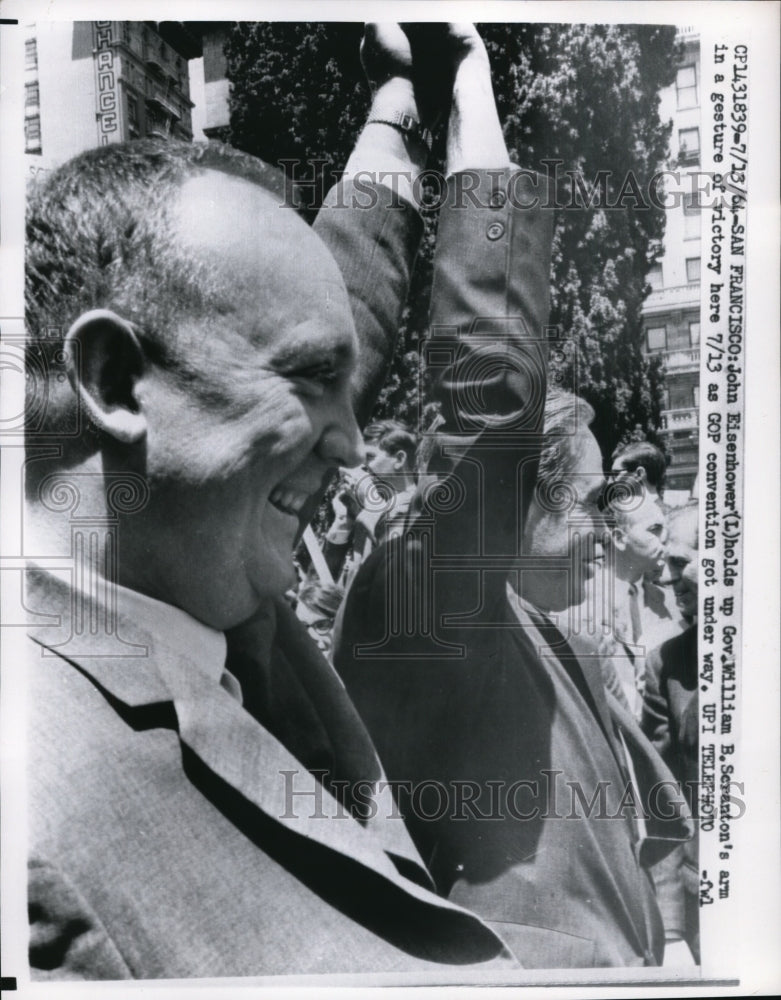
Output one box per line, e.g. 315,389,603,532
585,546,604,566
269,485,311,518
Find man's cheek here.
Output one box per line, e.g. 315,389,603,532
257,407,315,462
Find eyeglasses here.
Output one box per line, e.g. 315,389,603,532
307,618,333,635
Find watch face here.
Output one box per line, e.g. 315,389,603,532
367,113,432,151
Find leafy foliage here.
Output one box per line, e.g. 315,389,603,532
226,22,678,457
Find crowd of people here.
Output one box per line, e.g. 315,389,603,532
24,22,700,979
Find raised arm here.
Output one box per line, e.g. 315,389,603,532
313,25,430,428
424,26,554,558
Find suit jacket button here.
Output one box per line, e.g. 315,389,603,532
486,221,505,241
489,190,507,208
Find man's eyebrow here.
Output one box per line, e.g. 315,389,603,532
269,339,355,369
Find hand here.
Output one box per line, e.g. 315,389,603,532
441,22,509,174
441,23,490,65
360,23,413,94
399,24,488,129
398,24,453,127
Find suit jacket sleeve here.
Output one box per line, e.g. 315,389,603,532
421,169,554,560
313,180,424,427
641,645,673,767
606,690,694,869
649,847,688,941
335,170,555,812
637,643,689,939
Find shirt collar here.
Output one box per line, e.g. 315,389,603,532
74,570,227,686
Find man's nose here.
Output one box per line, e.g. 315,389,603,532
316,394,364,469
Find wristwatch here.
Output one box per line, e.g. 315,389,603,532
366,111,433,152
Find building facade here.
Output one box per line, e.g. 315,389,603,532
642,28,702,492
24,21,199,174
189,23,231,142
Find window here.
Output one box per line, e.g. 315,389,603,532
673,446,698,466
668,326,692,351
24,114,42,153
25,81,39,108
676,65,698,109
689,320,700,345
683,192,701,240
669,384,693,410
146,106,168,138
127,94,139,131
692,385,700,407
661,388,670,411
684,213,700,240
648,263,663,290
678,127,700,165
25,37,38,70
686,257,701,283
647,326,666,352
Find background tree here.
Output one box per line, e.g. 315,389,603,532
226,22,678,457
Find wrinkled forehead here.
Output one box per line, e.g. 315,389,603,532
667,508,698,554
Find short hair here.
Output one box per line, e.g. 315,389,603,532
25,139,286,445
611,440,667,491
297,580,345,619
363,420,417,470
537,388,597,492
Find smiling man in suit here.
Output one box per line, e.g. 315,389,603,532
22,25,516,980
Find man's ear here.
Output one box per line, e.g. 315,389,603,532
392,449,408,472
635,466,649,484
611,526,627,552
64,310,147,444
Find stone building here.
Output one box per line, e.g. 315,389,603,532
24,21,200,173
642,28,702,492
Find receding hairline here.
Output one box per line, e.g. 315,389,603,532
170,167,326,268
667,503,698,546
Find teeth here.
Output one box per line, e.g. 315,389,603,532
270,486,308,516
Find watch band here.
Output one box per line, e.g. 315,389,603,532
366,111,433,151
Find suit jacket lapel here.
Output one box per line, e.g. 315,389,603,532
26,566,438,900
157,651,434,889
510,592,628,770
